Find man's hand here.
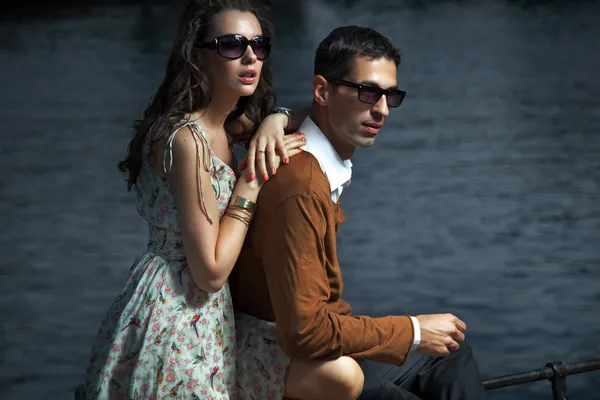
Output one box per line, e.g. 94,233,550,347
415,314,467,357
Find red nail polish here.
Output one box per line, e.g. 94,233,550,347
298,132,305,136
263,174,269,181
271,168,276,175
249,173,255,181
284,158,289,164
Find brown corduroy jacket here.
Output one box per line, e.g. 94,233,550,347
230,150,415,365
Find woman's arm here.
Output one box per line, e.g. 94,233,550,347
166,126,305,293
235,105,310,179
167,126,261,293
226,103,311,137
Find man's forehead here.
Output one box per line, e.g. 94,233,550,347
346,55,398,87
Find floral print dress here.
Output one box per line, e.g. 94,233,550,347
85,120,239,400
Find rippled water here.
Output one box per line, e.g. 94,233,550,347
1,1,599,399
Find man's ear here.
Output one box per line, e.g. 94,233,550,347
312,75,329,106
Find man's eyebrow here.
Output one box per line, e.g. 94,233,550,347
357,80,399,90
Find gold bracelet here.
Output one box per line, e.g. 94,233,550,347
224,210,251,226
229,195,256,213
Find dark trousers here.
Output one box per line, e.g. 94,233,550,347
357,342,487,400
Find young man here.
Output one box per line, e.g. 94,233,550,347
231,26,487,399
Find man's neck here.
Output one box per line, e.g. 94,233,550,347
310,108,355,161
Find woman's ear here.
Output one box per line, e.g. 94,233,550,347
312,75,330,106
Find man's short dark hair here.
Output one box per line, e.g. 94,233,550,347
314,26,401,79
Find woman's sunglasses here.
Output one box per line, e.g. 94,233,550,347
199,34,272,61
325,77,406,108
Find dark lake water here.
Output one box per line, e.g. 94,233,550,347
1,0,599,399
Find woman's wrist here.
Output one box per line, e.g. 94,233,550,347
233,175,260,202
266,110,290,130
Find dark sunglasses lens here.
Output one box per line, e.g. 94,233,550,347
252,37,271,60
387,92,405,107
359,87,383,104
218,37,245,59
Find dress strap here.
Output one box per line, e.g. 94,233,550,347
163,120,214,225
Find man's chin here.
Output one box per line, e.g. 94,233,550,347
355,136,376,148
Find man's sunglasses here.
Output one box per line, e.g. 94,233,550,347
199,34,272,61
324,77,406,108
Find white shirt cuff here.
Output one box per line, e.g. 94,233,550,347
410,316,420,352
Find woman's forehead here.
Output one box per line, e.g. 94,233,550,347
209,10,262,38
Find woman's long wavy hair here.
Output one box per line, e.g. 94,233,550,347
118,0,275,190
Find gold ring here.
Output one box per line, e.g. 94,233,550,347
257,150,266,154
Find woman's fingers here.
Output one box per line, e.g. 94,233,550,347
245,140,257,181
275,135,288,166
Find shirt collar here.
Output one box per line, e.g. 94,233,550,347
298,117,353,193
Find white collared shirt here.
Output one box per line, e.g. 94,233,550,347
297,117,353,203
297,117,421,352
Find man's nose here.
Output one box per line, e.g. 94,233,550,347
372,94,389,117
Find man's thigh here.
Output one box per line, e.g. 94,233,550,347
357,353,427,400
357,343,488,400
358,352,426,387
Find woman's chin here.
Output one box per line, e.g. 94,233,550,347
236,84,258,97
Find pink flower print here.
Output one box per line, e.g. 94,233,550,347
201,388,207,395
187,343,194,350
136,360,143,367
169,358,178,366
156,309,162,316
186,379,198,390
201,318,207,325
166,373,176,383
267,390,276,399
185,368,193,376
111,344,120,351
135,376,141,381
149,395,157,400
213,355,219,362
105,357,113,365
152,323,160,332
254,385,262,394
273,365,282,374
206,342,212,350
155,281,163,289
165,288,172,294
177,335,185,343
218,373,223,379
141,384,149,392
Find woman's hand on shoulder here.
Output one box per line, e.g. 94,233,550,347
238,113,306,182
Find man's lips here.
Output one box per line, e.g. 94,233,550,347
363,121,383,129
363,121,383,134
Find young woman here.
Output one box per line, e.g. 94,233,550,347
84,1,363,399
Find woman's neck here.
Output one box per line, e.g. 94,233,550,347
193,91,240,133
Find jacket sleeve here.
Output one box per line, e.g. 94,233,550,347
260,194,415,365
